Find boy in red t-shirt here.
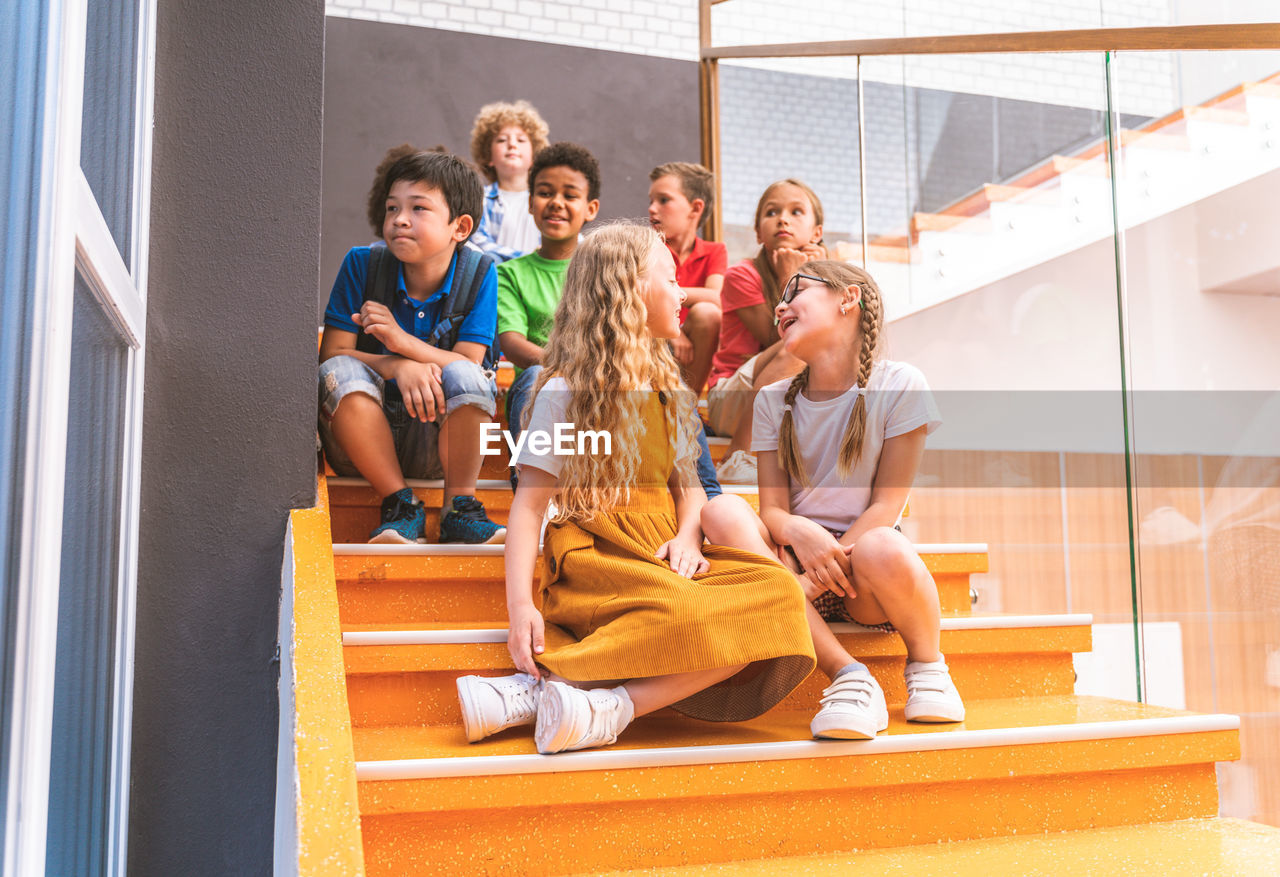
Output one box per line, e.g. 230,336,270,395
648,162,727,396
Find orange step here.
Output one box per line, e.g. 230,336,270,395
340,615,1090,728
332,543,988,625
326,476,755,543
597,817,1280,875
352,697,1238,876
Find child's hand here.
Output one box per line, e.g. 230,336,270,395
655,538,710,579
507,603,546,680
796,572,825,602
388,359,445,423
786,518,854,598
353,302,412,355
769,246,810,281
670,333,694,366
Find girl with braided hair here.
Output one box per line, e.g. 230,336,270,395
702,260,964,739
455,223,815,754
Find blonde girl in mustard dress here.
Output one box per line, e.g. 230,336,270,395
456,223,816,754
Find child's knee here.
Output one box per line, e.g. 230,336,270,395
851,527,915,578
319,355,383,421
439,359,497,418
700,493,751,534
684,302,721,336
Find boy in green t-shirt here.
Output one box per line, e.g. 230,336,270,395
497,142,600,450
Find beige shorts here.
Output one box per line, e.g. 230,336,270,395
706,353,758,437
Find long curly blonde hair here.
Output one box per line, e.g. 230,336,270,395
527,223,701,521
776,260,884,487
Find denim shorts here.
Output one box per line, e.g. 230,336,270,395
318,354,497,480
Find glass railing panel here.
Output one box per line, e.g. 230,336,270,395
711,0,1118,44
863,52,1140,696
717,56,863,264
1112,46,1280,827
709,0,901,54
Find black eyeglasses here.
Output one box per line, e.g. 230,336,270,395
780,273,825,305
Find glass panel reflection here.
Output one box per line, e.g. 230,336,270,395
46,274,129,877
80,0,140,267
1112,46,1280,828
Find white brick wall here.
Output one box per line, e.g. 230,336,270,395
326,1,1189,112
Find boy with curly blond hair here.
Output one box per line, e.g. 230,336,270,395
469,100,550,262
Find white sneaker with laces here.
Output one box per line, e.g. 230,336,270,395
903,655,965,723
810,668,889,739
456,672,540,743
535,680,635,754
715,450,758,485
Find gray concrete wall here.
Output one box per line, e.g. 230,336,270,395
131,0,324,872
320,17,701,313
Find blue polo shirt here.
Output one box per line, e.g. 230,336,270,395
323,245,498,354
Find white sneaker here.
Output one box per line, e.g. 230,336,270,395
810,668,889,739
535,680,635,754
903,656,965,723
456,673,540,743
715,450,757,484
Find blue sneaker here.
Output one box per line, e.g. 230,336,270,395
369,487,426,544
439,495,506,545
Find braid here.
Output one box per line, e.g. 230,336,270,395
777,367,811,488
836,281,882,478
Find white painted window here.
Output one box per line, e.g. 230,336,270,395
2,0,155,873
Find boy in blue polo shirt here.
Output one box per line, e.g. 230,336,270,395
319,151,504,544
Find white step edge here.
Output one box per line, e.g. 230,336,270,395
354,712,1240,782
327,476,758,495
341,613,1093,646
328,477,513,490
333,541,989,556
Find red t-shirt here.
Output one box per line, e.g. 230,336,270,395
670,237,727,323
708,259,766,388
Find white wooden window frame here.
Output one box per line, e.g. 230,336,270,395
3,0,155,873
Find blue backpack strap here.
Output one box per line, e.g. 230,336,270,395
425,246,497,369
356,242,398,356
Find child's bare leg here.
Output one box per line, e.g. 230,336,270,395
846,527,942,664
681,302,721,396
623,664,748,716
549,665,746,717
436,360,495,506
700,494,772,554
701,495,857,680
438,403,484,507
725,342,806,455
329,392,406,498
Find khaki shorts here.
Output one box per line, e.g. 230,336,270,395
706,353,758,437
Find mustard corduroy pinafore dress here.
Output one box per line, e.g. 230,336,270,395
536,393,816,722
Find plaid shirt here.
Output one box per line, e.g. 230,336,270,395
473,182,523,263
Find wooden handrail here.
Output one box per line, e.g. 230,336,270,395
703,22,1280,60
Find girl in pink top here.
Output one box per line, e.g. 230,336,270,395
707,180,827,482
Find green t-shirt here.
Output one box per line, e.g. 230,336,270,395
497,252,570,373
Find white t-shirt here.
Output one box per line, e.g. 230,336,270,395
751,360,941,532
516,377,700,482
515,376,572,478
495,188,541,256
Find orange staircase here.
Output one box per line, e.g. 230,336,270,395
285,363,1280,874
